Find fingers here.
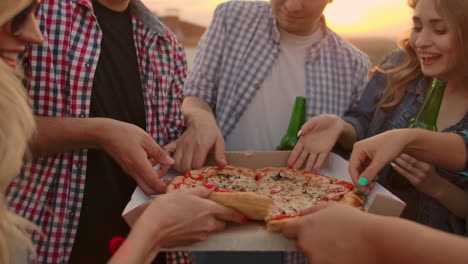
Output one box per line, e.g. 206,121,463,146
145,138,174,166
163,141,177,155
293,148,309,169
136,175,165,195
288,141,304,167
304,153,317,172
192,144,209,169
391,162,420,185
313,153,327,171
172,145,185,172
180,146,195,172
300,202,331,215
183,184,215,198
211,204,246,224
214,136,227,167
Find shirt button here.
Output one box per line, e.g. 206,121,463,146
85,62,91,69
272,51,278,58
253,83,260,89
69,210,76,217
76,162,82,169
78,112,86,118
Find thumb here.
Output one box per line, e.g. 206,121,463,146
147,140,174,166
214,136,227,167
356,161,381,187
184,184,215,198
299,119,316,136
300,202,332,215
163,141,177,155
281,218,301,240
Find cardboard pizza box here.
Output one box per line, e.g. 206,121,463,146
122,151,406,251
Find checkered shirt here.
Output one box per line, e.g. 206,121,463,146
6,0,190,263
184,1,370,139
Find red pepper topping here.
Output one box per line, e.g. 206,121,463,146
255,173,264,181
270,188,284,194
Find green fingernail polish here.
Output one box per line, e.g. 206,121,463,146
358,177,369,186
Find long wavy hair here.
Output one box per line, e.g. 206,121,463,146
0,60,37,263
378,0,468,111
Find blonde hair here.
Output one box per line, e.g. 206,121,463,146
378,0,468,111
0,60,37,263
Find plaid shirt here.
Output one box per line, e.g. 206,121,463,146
185,2,369,263
184,1,370,139
6,0,190,263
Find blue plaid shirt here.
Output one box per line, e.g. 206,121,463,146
184,1,370,138
343,51,468,235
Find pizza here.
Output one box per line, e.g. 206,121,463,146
167,165,365,231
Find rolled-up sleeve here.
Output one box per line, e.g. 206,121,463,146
342,70,388,141
184,3,228,109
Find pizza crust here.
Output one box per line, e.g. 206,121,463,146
340,189,366,209
166,176,186,192
209,192,273,220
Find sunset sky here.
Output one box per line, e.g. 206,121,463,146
142,0,413,40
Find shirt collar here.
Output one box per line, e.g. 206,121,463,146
73,0,166,36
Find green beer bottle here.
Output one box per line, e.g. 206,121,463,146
279,96,306,150
407,78,447,131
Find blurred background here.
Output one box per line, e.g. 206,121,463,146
143,0,412,70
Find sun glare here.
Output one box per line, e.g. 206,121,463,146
324,0,412,37
145,0,412,38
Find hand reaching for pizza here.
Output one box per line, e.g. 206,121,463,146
288,114,344,171
391,154,445,198
98,119,174,195
348,130,413,192
281,203,379,264
164,113,227,172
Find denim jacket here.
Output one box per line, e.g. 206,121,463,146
343,51,468,235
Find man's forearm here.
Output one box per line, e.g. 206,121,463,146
182,96,216,126
30,116,111,157
368,215,468,264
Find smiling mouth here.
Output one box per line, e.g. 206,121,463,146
420,53,442,66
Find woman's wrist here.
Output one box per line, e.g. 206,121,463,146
109,221,164,264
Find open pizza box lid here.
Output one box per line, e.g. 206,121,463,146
123,151,406,251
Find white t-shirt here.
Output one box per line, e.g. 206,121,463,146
226,28,322,151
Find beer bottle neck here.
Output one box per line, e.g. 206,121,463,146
409,79,446,130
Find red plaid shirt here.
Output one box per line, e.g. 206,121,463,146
7,0,190,263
